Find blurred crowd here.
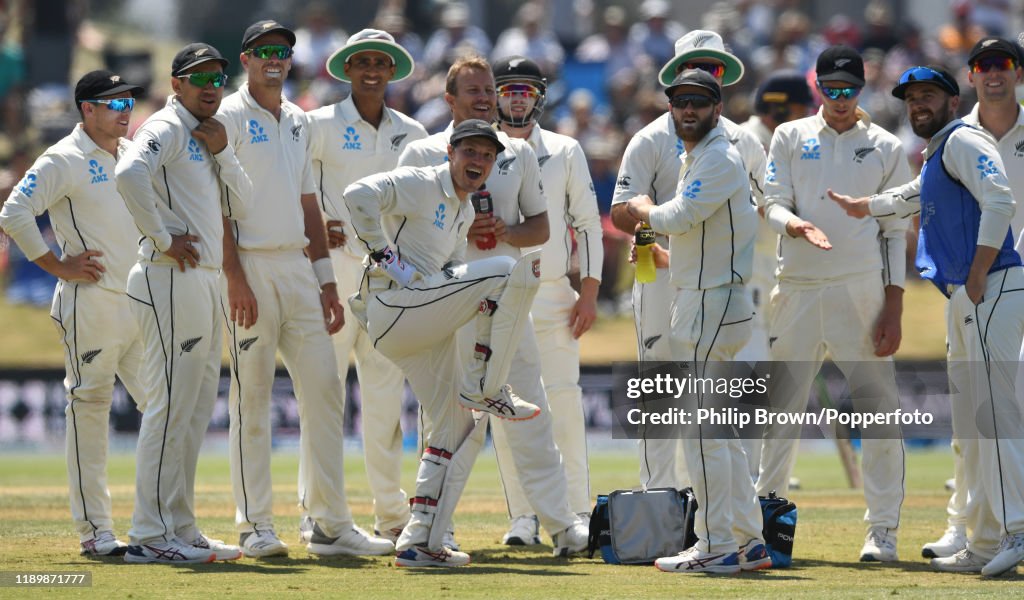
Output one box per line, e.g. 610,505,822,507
1,0,1022,311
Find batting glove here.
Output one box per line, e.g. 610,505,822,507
371,247,419,288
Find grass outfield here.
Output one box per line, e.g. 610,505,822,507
0,446,1019,598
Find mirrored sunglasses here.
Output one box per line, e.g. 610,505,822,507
682,62,726,79
85,98,136,112
178,72,228,88
497,84,540,98
245,44,293,60
897,66,956,91
971,56,1017,74
669,94,715,110
817,82,861,100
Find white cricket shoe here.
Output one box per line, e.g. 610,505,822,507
459,385,541,421
80,531,128,557
738,539,772,571
191,533,242,561
921,525,967,559
443,529,461,551
503,515,541,546
299,516,314,544
124,538,216,564
307,523,394,556
655,546,741,574
551,522,589,557
240,529,289,558
982,532,1024,577
576,512,591,529
394,545,471,567
860,527,898,562
930,548,989,573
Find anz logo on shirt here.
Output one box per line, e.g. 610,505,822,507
88,159,108,184
248,119,269,144
682,179,702,199
977,154,1000,179
800,137,821,160
16,171,37,197
765,161,777,184
188,139,205,162
343,126,362,150
433,203,446,230
675,138,684,157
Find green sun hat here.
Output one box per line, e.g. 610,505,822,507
326,29,415,83
658,30,745,87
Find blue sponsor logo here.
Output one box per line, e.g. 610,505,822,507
88,159,108,184
977,154,1000,178
766,161,777,184
248,119,269,144
682,179,702,200
433,203,446,230
188,139,205,162
17,171,37,197
800,137,821,160
675,138,684,157
343,126,362,150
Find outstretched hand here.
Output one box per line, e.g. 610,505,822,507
827,189,872,219
786,219,832,250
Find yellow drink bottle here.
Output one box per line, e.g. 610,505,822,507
635,224,656,283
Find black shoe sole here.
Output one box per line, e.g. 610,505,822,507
922,549,938,559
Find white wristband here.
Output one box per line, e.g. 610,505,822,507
312,257,336,288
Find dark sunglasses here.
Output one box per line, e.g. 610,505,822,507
245,44,293,60
85,98,136,112
817,82,862,100
897,67,957,92
680,62,726,79
669,94,715,110
178,72,228,88
971,55,1017,74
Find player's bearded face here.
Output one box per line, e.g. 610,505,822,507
671,94,719,143
905,84,956,139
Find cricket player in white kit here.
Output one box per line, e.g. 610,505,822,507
115,43,251,564
216,20,392,559
490,55,604,541
611,30,766,490
306,29,427,542
627,70,768,575
398,56,589,556
344,119,543,567
758,46,910,562
0,70,145,557
831,63,1024,577
922,36,1024,561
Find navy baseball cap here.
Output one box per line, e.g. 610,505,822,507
241,20,297,50
449,119,505,153
171,43,229,76
664,68,722,102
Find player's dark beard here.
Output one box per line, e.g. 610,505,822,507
674,111,717,144
910,102,953,139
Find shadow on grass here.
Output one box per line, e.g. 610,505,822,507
63,554,386,573
794,557,979,574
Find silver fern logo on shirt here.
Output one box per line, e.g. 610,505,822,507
180,337,203,355
88,160,109,184
343,126,362,150
291,124,302,142
80,349,103,364
248,120,269,144
800,138,821,160
853,147,875,163
389,133,408,151
496,156,516,174
537,155,552,169
1015,140,1024,157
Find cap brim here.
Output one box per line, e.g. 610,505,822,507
891,80,953,100
450,133,505,154
95,83,145,98
659,49,744,87
173,57,229,77
817,72,866,87
244,26,297,50
664,83,720,102
326,40,415,83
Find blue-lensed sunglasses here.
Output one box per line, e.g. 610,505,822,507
816,81,861,100
85,98,136,112
895,66,958,96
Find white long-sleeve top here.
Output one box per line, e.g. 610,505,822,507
0,125,137,293
216,84,314,251
868,119,1016,250
764,107,912,287
307,95,428,259
397,122,547,261
648,125,758,290
962,103,1024,254
115,95,253,269
522,125,603,282
343,164,471,276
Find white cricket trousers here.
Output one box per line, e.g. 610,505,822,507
365,256,531,550
495,276,591,517
945,267,1024,558
325,248,409,533
633,270,690,489
223,250,354,537
127,264,221,545
52,281,145,541
756,274,905,531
